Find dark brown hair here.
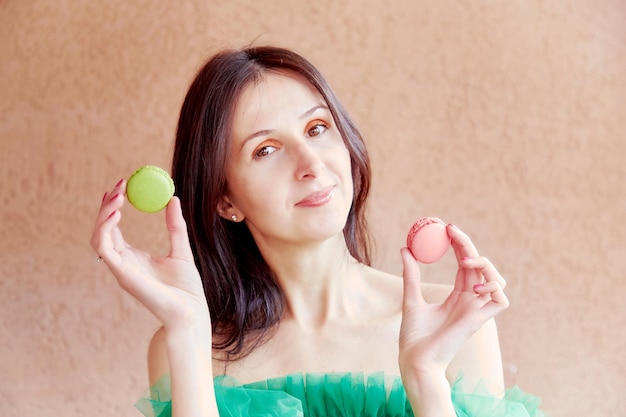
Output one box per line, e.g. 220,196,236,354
171,45,371,358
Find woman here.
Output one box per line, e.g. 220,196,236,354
91,46,544,417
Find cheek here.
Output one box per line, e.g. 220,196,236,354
328,147,354,203
229,173,281,215
338,147,354,183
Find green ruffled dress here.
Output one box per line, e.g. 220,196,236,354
135,372,546,417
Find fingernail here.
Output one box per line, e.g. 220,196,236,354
473,283,485,291
115,178,124,188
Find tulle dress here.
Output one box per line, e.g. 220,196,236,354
135,372,546,417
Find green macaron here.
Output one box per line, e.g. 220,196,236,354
126,165,175,213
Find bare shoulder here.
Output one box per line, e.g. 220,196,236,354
210,335,231,377
363,267,505,392
363,265,454,305
420,282,454,304
147,326,169,385
362,266,403,308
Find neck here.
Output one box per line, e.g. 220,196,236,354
257,234,365,329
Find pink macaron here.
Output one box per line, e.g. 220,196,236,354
406,217,451,264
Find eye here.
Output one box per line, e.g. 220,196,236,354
253,144,279,159
307,123,328,138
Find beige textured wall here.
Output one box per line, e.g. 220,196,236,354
1,1,624,416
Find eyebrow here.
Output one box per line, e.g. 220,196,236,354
240,104,330,147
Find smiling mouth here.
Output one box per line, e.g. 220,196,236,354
296,186,335,207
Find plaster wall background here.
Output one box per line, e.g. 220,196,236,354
1,1,625,416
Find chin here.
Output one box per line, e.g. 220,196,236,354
298,214,348,241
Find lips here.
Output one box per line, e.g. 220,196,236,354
295,186,335,207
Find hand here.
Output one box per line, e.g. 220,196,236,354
90,179,210,329
398,224,509,377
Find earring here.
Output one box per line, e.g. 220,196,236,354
231,215,237,222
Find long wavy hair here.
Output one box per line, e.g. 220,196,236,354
171,45,372,358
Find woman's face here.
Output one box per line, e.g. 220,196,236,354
222,72,354,249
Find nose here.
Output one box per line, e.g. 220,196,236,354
293,142,324,181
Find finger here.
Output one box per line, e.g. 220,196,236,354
93,180,126,232
447,224,484,291
166,197,194,262
99,178,125,213
462,256,507,289
474,281,510,314
401,247,425,308
100,191,109,208
91,179,128,250
111,224,128,253
452,260,484,293
447,224,480,260
108,189,127,252
91,192,125,252
95,209,123,263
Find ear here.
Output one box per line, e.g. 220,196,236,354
216,195,244,222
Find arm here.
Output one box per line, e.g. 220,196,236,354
401,321,504,417
149,325,218,417
446,318,505,395
91,180,219,417
399,224,509,416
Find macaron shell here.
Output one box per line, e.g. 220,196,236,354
126,166,175,213
407,218,451,264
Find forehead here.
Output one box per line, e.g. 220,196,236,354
232,72,326,132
